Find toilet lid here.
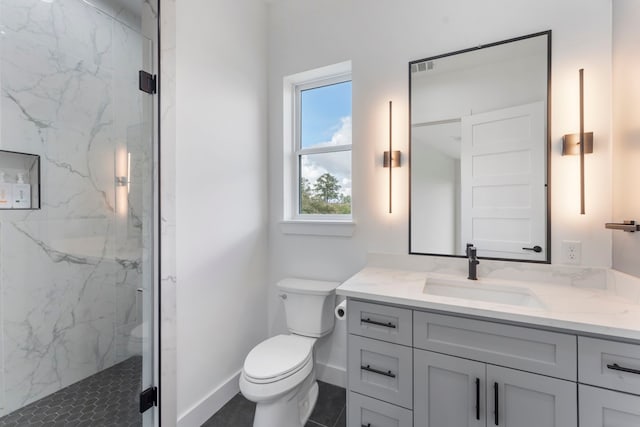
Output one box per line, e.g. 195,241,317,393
243,335,315,382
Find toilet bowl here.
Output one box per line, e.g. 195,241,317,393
240,278,339,427
127,322,146,356
240,334,318,427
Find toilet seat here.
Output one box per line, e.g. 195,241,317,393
243,335,316,384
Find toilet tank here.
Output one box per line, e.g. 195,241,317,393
277,278,340,338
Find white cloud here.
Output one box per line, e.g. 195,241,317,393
301,116,352,197
313,116,351,148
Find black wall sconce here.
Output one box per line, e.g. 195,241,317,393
562,69,593,215
383,101,402,213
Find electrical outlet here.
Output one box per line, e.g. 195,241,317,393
562,240,582,265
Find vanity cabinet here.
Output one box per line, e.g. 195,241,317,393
345,299,637,427
486,364,576,427
414,350,576,427
414,350,486,427
348,391,413,427
579,385,640,427
577,337,640,427
413,311,577,381
347,301,414,426
347,334,413,408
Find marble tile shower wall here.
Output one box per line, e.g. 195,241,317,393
0,0,151,417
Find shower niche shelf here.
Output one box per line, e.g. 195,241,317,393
0,149,40,210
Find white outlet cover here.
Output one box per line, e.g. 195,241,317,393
561,240,582,265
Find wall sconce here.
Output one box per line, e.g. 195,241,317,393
115,149,131,217
383,101,402,213
115,152,132,194
562,69,593,215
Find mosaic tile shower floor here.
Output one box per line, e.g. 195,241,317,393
0,356,142,427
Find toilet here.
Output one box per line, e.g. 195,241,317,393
127,322,146,356
239,278,339,427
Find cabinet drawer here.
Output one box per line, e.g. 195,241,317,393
348,300,412,346
414,311,577,380
579,337,640,395
348,392,412,427
348,334,413,409
579,384,640,427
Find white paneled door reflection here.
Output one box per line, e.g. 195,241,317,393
460,102,546,261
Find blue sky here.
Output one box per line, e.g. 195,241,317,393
299,81,353,199
301,81,352,148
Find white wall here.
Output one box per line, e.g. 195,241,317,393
267,0,613,385
612,0,640,278
159,0,177,424
175,1,268,425
412,53,547,124
411,144,458,254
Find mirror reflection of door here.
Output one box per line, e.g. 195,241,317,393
460,102,546,261
410,32,550,262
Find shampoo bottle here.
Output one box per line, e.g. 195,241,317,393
13,172,31,209
0,172,12,209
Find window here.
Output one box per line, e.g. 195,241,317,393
293,75,352,219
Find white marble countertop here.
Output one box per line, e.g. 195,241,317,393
337,266,640,342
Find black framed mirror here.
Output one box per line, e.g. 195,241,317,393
409,31,551,263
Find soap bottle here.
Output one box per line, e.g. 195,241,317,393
13,172,31,209
0,172,12,209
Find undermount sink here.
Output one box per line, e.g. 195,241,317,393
423,276,545,309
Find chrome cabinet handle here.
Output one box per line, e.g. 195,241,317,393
360,364,396,378
607,363,640,375
361,318,396,329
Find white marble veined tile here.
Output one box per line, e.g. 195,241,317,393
3,315,116,412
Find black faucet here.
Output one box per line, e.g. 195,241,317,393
466,243,480,280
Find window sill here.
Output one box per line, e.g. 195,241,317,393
279,220,356,237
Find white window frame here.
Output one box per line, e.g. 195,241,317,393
282,61,353,228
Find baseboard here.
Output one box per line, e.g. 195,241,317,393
316,362,346,388
177,370,241,427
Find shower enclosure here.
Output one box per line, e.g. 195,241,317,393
0,0,158,425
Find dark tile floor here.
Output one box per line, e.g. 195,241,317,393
202,380,346,427
0,356,142,427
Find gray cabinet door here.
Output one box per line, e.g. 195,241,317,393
486,365,577,427
579,385,640,427
348,392,413,427
414,349,486,427
348,334,413,409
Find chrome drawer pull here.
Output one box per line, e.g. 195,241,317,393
361,364,396,378
607,363,640,375
361,318,396,329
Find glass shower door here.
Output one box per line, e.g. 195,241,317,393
0,0,158,425
113,2,158,425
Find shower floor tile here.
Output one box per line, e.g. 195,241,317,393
0,356,142,427
202,380,346,427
